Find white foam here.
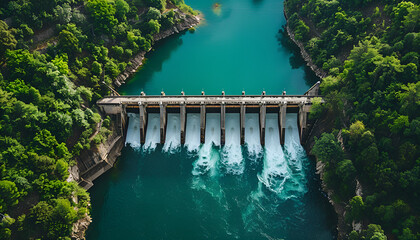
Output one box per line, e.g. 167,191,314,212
125,113,141,148
163,113,181,153
205,113,221,146
185,113,201,152
282,113,307,196
192,143,220,176
257,113,291,196
245,113,263,159
221,113,244,175
143,113,160,151
191,113,221,176
284,113,303,172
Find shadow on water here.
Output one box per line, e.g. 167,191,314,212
305,155,338,239
119,32,186,94
252,0,264,7
277,26,320,87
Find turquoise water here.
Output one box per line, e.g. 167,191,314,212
119,0,316,95
87,0,336,239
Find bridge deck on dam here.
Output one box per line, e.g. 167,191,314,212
97,95,318,106
97,82,321,147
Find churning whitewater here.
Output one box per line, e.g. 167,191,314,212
120,112,324,239
88,0,336,238
125,112,307,198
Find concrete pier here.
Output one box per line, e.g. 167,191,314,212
98,95,320,146
220,103,226,146
240,103,245,145
117,104,127,136
139,103,147,144
160,103,167,144
200,103,206,144
259,102,266,146
98,82,322,146
180,102,186,144
298,102,308,145
279,102,287,145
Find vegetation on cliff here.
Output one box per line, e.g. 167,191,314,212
286,0,419,238
0,0,196,238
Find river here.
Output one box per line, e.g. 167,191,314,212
86,0,336,239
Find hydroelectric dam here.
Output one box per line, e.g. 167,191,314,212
97,82,321,147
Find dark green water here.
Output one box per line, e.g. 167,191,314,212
87,0,336,239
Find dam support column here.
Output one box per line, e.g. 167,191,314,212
259,102,266,147
180,102,186,145
139,102,147,144
298,102,307,145
240,103,245,145
117,103,127,136
221,102,226,146
200,102,206,144
279,101,287,145
160,102,167,144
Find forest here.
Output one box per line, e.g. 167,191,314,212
286,0,419,239
0,0,195,239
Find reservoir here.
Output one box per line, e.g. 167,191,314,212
87,0,336,239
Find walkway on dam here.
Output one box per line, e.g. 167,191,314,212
97,82,321,147
97,95,318,106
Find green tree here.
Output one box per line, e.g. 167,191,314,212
92,61,102,76
115,0,130,21
0,180,20,211
389,115,409,134
398,82,420,118
30,201,52,229
55,159,69,180
71,109,89,129
336,159,356,183
144,0,166,10
348,196,365,221
364,224,387,240
312,133,343,165
147,19,161,34
0,20,17,56
53,3,72,24
57,30,80,56
51,54,70,75
86,0,118,33
309,97,324,120
47,198,77,239
145,7,161,21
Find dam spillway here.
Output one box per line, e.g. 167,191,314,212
97,82,321,147
86,0,337,235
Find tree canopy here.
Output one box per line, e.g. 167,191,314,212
288,0,420,238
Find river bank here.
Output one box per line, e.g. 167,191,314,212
70,9,200,240
83,0,336,238
302,112,349,239
283,2,348,238
283,5,327,79
113,10,200,87
75,8,200,190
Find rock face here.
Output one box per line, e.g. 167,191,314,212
316,160,349,239
69,120,124,239
113,11,200,87
283,8,328,79
71,11,201,239
75,129,124,190
72,215,92,240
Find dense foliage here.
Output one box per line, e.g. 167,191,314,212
0,0,195,238
286,0,419,238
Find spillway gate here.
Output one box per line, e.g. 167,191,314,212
97,82,321,146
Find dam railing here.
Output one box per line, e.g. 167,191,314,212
97,82,321,146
